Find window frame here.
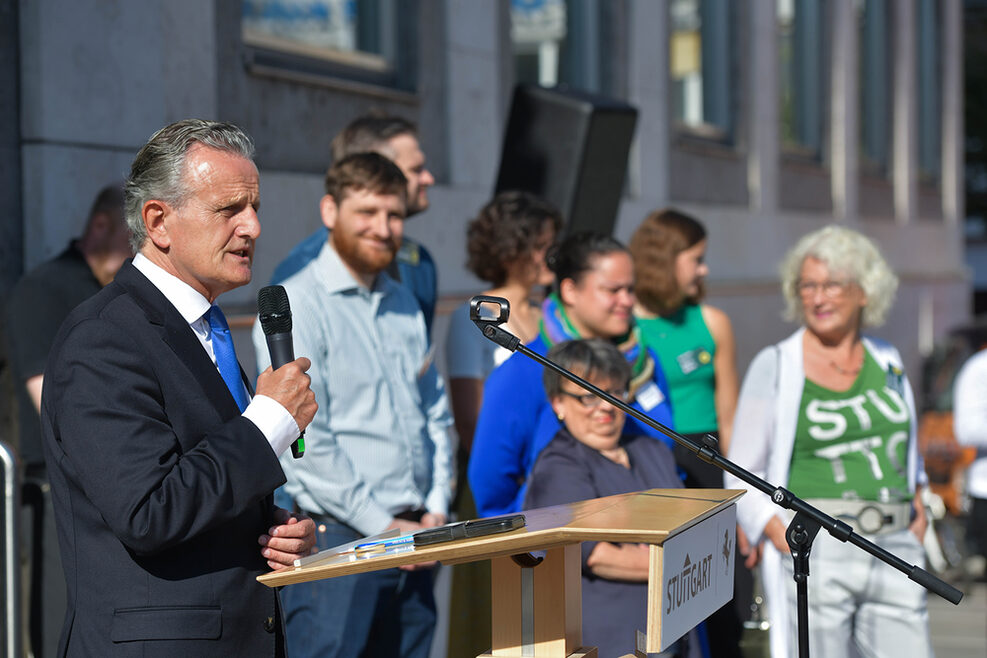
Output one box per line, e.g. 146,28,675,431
916,0,942,182
510,0,625,97
778,0,829,161
240,0,417,94
668,0,737,145
858,0,891,176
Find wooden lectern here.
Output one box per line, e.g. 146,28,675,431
259,488,742,657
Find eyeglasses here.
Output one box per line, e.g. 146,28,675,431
558,389,628,408
795,279,851,299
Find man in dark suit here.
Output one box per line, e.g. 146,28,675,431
40,119,318,656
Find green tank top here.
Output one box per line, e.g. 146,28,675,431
789,348,912,501
636,304,717,433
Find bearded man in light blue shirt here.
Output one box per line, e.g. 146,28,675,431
252,152,453,658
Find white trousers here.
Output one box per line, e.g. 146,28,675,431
776,528,934,658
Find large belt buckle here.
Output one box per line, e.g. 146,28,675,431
855,505,891,534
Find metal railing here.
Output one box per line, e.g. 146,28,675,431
1,441,22,658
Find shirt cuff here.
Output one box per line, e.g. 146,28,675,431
348,503,396,537
425,489,451,519
243,394,300,457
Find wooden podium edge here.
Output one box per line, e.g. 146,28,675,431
257,489,744,588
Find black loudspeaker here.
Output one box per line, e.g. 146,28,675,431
494,84,638,237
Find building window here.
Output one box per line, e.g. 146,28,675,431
916,0,941,181
778,0,826,158
858,0,890,174
669,0,734,140
512,0,569,88
965,3,987,244
511,0,613,94
241,0,415,91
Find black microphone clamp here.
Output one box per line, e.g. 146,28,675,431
469,295,520,352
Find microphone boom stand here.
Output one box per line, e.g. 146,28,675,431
468,295,962,658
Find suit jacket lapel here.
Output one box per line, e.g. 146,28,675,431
113,262,244,420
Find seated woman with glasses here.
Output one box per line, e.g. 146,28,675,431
524,339,687,658
725,225,931,658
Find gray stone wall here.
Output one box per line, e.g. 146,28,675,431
9,0,971,387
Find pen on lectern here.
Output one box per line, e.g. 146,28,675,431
352,534,417,556
293,528,403,568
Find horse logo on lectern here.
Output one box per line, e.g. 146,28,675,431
721,530,733,576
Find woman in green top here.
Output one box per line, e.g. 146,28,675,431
628,208,739,487
629,209,745,658
725,225,931,658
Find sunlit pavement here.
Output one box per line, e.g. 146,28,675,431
929,579,986,657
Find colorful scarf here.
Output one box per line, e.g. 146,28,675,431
539,292,655,399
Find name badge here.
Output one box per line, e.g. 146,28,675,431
398,241,420,266
886,365,905,397
636,381,665,411
676,347,712,375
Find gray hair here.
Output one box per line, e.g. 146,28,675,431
543,339,632,398
124,119,255,251
779,224,898,327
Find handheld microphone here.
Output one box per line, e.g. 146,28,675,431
258,285,305,458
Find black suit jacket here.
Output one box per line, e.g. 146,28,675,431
41,262,288,657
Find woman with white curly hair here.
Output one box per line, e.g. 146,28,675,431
725,225,932,658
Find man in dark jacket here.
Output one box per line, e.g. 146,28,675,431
40,119,318,656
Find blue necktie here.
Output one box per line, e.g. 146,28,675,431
206,305,250,412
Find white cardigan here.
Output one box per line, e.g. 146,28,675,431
724,327,925,658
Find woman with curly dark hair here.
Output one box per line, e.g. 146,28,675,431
445,191,562,451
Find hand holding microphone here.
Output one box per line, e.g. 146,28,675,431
257,285,316,458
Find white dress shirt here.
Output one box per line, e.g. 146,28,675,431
132,253,298,456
